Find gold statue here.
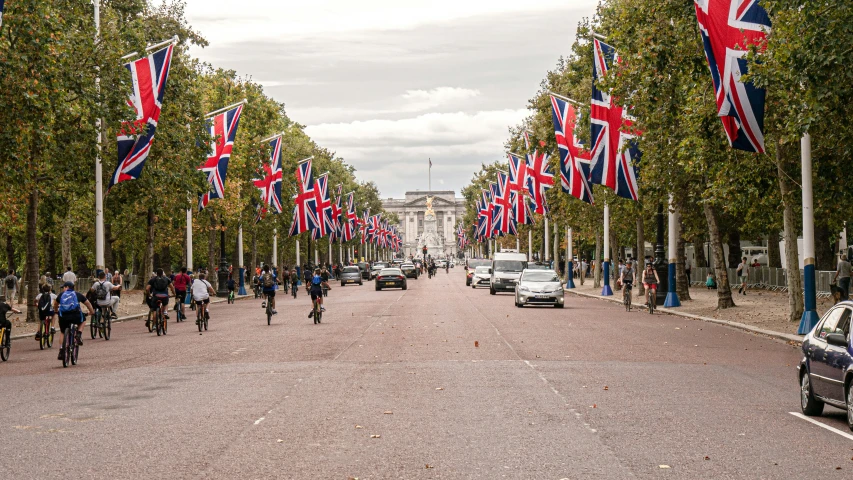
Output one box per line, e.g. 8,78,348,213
425,196,435,216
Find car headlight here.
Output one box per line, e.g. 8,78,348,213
519,286,530,292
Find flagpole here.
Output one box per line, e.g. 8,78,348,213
799,133,819,334
602,203,613,296
428,158,431,191
186,198,193,271
566,227,575,289
238,222,246,295
205,99,248,118
94,0,104,271
546,91,584,107
120,36,179,60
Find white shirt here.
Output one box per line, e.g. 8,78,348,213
62,271,77,284
35,293,57,311
92,281,115,306
191,279,212,301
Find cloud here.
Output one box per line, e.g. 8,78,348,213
400,87,481,111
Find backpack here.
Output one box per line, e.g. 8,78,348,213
95,281,109,301
153,276,169,292
38,294,52,312
312,275,322,286
58,290,80,314
262,273,274,288
5,276,14,289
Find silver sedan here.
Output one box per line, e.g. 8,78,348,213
514,269,565,308
339,266,363,286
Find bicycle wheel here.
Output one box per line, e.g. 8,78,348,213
90,315,98,339
104,317,111,341
39,322,46,350
203,315,208,331
197,310,203,333
47,323,54,348
147,312,154,333
0,330,9,362
267,306,271,326
162,313,168,335
156,311,162,336
62,329,71,367
71,334,79,365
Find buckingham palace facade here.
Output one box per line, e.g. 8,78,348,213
382,190,467,258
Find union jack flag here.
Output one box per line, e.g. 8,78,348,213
694,0,770,153
253,203,268,225
507,153,534,225
488,183,504,238
311,173,334,240
108,44,175,191
526,150,554,215
289,158,319,236
590,39,641,201
252,136,283,215
492,171,515,236
359,209,370,244
0,1,5,29
456,225,468,249
329,184,343,242
342,192,357,242
551,96,595,204
198,104,245,210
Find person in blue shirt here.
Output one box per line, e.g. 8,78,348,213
308,268,330,319
260,265,278,314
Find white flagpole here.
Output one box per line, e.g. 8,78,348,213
94,1,104,271
272,228,278,267
186,206,193,271
429,158,431,191
295,238,301,267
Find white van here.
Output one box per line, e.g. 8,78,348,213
490,252,529,295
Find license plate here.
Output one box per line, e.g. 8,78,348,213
535,295,550,299
385,282,395,286
347,280,354,283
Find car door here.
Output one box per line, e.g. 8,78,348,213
810,307,845,399
818,307,851,403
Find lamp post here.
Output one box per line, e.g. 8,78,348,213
664,196,680,307
654,203,668,306
798,133,819,334
217,220,229,297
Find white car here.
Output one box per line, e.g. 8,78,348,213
470,266,492,289
515,269,565,308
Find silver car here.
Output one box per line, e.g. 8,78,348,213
339,265,363,286
515,269,565,308
470,266,492,289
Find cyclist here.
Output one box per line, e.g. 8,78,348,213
260,265,278,314
146,268,176,326
34,284,57,340
642,262,661,306
173,267,191,320
290,269,299,297
0,299,22,339
90,270,121,320
190,272,216,323
308,269,330,319
620,260,636,298
303,266,312,294
445,261,449,274
252,272,261,298
226,274,236,300
320,268,330,297
54,281,94,359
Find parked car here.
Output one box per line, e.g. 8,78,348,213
798,303,853,430
490,252,529,295
466,259,492,286
515,269,564,308
340,266,363,286
401,263,419,279
375,268,407,291
357,262,371,280
470,266,492,289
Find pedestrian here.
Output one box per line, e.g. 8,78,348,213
105,268,113,283
685,259,692,284
706,272,717,289
835,254,851,301
4,269,18,305
736,256,748,295
62,266,77,285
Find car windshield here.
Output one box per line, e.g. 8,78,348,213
379,269,402,276
402,264,414,268
474,266,491,274
526,263,550,270
467,260,491,269
494,260,527,273
343,266,359,273
523,272,559,282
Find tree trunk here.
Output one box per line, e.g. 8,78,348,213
703,202,736,309
727,227,742,268
104,222,115,271
637,217,645,298
767,231,781,268
61,212,72,272
207,210,218,290
45,232,56,276
777,143,804,322
160,244,171,275
137,208,155,290
674,202,690,300
814,224,834,271
25,189,39,322
5,233,15,272
594,230,602,288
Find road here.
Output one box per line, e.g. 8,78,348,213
2,270,851,479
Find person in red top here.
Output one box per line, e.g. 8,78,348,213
172,267,191,321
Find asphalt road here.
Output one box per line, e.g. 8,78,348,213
2,271,851,479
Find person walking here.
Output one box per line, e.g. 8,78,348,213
685,259,692,284
835,254,851,301
62,266,77,285
4,269,18,305
736,256,748,295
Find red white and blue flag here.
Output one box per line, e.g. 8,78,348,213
109,43,175,191
330,184,344,243
252,136,283,215
359,209,370,244
694,0,770,153
289,159,319,236
0,1,5,29
492,171,516,236
311,173,334,240
507,153,533,225
198,104,245,210
551,96,595,204
590,38,641,201
526,150,554,215
342,192,357,242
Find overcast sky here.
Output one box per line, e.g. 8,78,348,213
186,0,598,199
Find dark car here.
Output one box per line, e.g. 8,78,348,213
400,263,419,279
798,303,853,430
357,262,371,280
375,268,407,291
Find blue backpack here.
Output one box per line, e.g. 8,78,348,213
59,290,80,314
312,275,322,286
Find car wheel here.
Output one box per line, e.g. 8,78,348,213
402,284,407,290
847,381,853,431
800,371,824,416
359,281,363,286
554,303,564,308
341,282,346,287
375,285,381,291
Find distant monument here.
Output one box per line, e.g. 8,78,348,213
419,196,442,255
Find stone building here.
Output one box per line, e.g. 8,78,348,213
382,190,467,258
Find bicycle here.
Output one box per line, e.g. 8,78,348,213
0,325,9,361
196,301,209,332
61,314,85,368
312,296,322,324
37,314,55,350
623,283,633,312
149,297,168,336
266,298,273,326
647,287,657,314
228,289,235,304
90,305,112,341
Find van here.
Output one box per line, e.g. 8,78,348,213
490,252,529,295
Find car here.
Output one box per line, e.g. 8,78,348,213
370,262,388,280
798,303,853,430
526,262,552,271
401,263,419,279
490,252,528,295
515,269,564,308
340,266,363,286
466,259,492,286
436,259,447,269
357,262,371,280
375,268,407,291
470,266,492,288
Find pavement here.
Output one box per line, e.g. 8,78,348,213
2,272,851,479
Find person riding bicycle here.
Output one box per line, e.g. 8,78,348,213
34,283,57,340
0,299,22,340
53,281,94,360
260,265,278,315
620,260,636,297
303,266,313,294
642,262,660,305
190,272,216,322
308,269,330,319
146,269,176,326
226,275,236,298
90,270,121,320
290,269,299,296
320,268,330,297
173,267,191,319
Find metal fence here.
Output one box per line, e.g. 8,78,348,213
689,266,835,298
1,274,142,303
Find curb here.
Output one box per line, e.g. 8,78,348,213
10,294,253,342
565,289,804,345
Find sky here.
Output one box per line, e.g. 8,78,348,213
185,0,599,199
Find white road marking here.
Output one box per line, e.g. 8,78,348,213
254,417,265,425
789,412,853,441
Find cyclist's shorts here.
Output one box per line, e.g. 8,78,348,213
643,283,658,290
149,294,170,309
193,298,210,305
38,310,55,321
622,282,633,290
263,290,276,298
175,290,186,300
58,311,84,331
310,290,322,301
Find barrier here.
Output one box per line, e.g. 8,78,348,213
689,266,835,298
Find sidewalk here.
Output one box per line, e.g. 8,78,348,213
565,280,833,343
